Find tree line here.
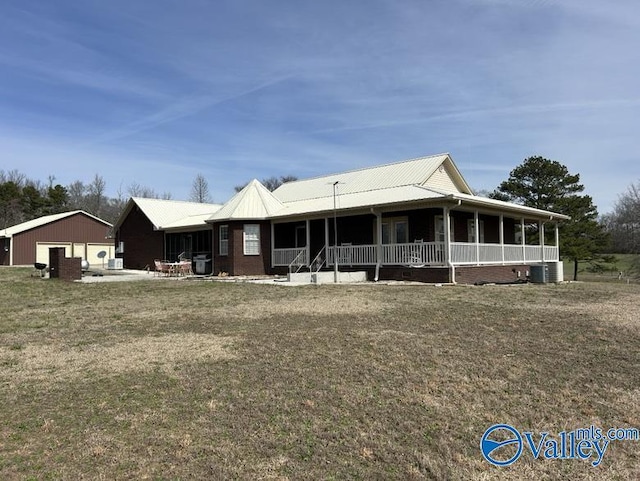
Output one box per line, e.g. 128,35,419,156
0,171,298,229
0,170,175,228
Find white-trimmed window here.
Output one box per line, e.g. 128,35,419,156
435,215,455,243
219,225,229,256
243,224,260,255
381,217,409,244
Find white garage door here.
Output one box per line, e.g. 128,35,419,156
36,243,71,265
86,243,115,268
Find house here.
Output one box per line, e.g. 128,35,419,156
113,197,222,271
207,153,569,283
0,210,113,267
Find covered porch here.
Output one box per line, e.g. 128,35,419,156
271,205,560,272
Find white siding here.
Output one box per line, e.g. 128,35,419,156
424,165,461,193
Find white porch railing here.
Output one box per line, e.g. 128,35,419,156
327,244,378,266
273,247,307,266
276,243,559,267
381,242,445,266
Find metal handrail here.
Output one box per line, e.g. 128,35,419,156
288,249,307,275
309,246,326,274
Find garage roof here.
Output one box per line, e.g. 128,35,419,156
1,210,111,238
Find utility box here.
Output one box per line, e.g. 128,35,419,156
530,264,548,284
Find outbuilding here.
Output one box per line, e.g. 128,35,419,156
0,210,113,267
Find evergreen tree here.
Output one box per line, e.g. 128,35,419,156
493,156,609,280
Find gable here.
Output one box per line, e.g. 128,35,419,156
424,163,464,193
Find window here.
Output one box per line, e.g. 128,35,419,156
219,225,228,256
381,217,409,244
435,215,455,243
243,224,260,255
467,219,485,243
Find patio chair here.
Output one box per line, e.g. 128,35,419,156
179,260,192,276
154,259,170,277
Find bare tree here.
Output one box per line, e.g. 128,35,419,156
604,181,640,255
67,180,86,210
85,174,107,217
235,175,298,193
190,173,211,203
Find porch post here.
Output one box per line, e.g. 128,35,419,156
540,221,545,263
270,222,275,268
445,206,455,283
376,211,382,264
324,217,330,264
375,211,382,281
305,219,310,266
444,206,451,265
474,210,480,265
499,214,505,265
555,222,560,261
521,217,526,263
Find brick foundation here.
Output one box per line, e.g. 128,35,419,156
454,264,530,285
49,247,82,281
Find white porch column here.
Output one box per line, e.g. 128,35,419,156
445,206,455,283
376,212,382,264
270,222,275,268
305,219,310,266
499,214,505,265
474,210,480,265
555,222,560,260
540,221,545,262
521,217,526,263
375,211,382,281
324,217,330,263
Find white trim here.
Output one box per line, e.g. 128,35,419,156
243,224,260,256
219,225,229,256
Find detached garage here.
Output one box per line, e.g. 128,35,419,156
0,211,112,267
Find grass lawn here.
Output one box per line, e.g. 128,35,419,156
1,268,638,479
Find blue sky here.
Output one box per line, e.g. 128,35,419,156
1,0,639,212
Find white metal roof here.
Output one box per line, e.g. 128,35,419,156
1,210,111,238
270,185,444,218
207,179,285,221
122,197,222,230
208,153,569,223
272,153,472,203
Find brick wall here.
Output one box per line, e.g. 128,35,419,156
49,247,82,281
454,264,530,285
213,221,271,276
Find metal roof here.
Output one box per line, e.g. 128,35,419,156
207,179,284,221
206,153,569,223
120,197,222,230
1,210,111,238
272,153,472,203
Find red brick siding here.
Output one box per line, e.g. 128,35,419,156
116,206,164,270
49,247,82,281
213,221,271,276
455,264,530,284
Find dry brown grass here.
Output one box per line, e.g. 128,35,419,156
0,267,638,479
